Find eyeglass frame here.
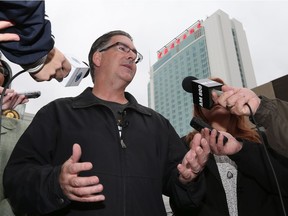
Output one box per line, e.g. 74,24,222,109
98,42,143,64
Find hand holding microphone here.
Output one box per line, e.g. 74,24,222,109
212,85,261,116
29,47,72,82
182,76,261,116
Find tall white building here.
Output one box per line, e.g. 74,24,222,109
204,10,256,88
148,9,257,137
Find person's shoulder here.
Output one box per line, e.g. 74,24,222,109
35,96,75,116
137,104,171,123
53,96,74,104
49,88,92,107
125,92,169,120
136,103,161,116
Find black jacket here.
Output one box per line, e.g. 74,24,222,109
171,137,288,216
0,1,54,65
4,88,204,216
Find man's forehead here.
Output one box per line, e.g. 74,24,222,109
111,35,134,45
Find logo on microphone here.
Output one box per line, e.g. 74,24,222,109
75,72,83,82
198,84,203,107
182,76,223,109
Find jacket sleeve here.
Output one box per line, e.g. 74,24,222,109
0,1,54,66
163,122,206,209
3,104,70,215
254,96,288,158
229,140,288,196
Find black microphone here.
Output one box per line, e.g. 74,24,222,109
182,76,223,109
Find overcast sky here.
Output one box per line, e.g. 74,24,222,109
8,0,288,114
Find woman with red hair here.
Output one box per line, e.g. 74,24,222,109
171,78,288,216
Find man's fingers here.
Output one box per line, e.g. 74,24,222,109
190,133,202,149
69,176,100,188
68,192,105,203
185,150,202,172
68,162,93,175
62,144,93,174
65,177,105,202
71,143,82,163
177,164,193,180
200,137,210,153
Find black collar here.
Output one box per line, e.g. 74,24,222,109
71,87,152,116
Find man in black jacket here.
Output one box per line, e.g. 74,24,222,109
4,30,210,215
0,1,71,82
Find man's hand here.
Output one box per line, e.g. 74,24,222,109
30,47,71,82
0,21,20,42
59,143,105,202
178,133,210,184
212,85,261,116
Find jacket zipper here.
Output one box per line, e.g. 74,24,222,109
117,118,127,215
118,124,127,148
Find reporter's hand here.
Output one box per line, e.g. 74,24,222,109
59,143,105,202
0,21,20,42
201,128,242,155
30,47,71,82
212,85,261,116
0,87,28,110
178,133,210,184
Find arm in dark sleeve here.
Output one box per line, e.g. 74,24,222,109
0,1,54,66
229,140,288,196
254,96,288,158
3,105,70,214
169,171,206,209
163,123,205,209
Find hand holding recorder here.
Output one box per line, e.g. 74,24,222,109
0,87,28,110
201,128,243,156
190,117,243,155
190,117,228,145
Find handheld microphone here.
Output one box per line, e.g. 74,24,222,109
182,76,223,109
18,91,41,99
60,55,90,87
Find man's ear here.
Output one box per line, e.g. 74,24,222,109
93,52,102,67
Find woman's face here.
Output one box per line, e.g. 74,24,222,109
201,104,230,123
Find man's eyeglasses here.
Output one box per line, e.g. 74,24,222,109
99,42,143,64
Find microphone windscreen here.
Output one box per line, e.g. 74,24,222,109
182,76,197,93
